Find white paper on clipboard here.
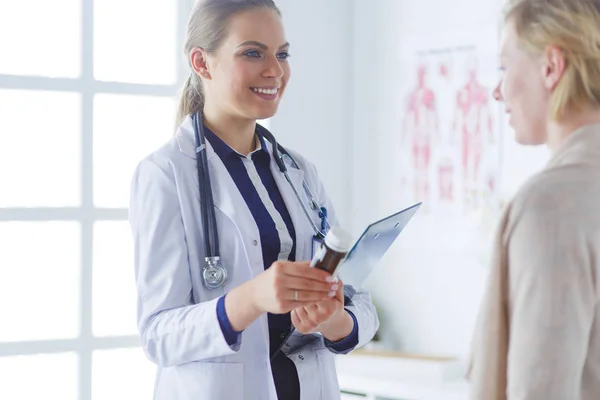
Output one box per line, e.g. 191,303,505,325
336,202,422,289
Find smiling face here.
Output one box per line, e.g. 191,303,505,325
199,7,290,122
492,22,550,145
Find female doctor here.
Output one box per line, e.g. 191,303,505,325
129,0,379,399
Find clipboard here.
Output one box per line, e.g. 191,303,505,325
337,202,422,289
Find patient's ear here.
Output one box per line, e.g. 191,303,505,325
542,45,566,90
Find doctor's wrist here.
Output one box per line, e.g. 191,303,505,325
321,310,354,342
224,282,263,332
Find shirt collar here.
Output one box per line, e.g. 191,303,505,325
203,123,270,162
252,131,271,164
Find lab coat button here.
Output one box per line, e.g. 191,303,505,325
252,240,258,246
298,354,304,360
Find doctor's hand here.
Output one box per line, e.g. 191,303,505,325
291,280,354,342
249,261,338,315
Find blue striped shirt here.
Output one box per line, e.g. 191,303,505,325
204,125,358,398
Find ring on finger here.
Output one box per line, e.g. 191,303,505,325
294,290,299,301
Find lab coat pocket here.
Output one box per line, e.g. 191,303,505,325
156,362,244,400
315,349,341,400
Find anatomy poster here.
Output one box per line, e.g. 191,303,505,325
371,32,506,357
397,38,503,219
385,30,506,281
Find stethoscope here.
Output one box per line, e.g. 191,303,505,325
191,111,331,289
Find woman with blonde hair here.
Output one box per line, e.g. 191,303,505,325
129,0,378,399
468,0,600,398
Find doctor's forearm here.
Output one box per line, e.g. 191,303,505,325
224,282,263,332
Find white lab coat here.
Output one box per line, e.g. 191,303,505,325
129,116,379,400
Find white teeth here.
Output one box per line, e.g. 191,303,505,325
253,88,278,95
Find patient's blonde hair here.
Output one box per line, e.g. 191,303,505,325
504,0,600,120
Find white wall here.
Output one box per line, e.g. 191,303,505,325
350,0,549,359
267,0,551,360
270,0,354,227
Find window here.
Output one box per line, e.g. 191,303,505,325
0,1,193,398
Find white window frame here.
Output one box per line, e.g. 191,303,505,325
0,1,192,398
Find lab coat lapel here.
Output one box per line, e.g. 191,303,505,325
204,142,271,352
178,120,265,279
205,144,265,279
268,148,308,262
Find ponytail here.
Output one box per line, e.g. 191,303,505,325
176,73,204,127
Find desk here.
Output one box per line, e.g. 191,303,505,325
336,349,469,400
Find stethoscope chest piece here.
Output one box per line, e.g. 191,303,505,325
203,256,228,289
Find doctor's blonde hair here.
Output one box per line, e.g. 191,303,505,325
504,0,600,120
176,0,281,126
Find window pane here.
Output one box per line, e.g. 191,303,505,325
0,90,81,207
0,222,80,341
92,348,155,400
94,0,176,84
93,221,137,337
93,94,175,208
0,353,78,400
0,1,80,77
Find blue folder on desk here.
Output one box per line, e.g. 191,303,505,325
337,202,422,289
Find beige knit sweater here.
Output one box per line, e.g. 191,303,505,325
467,124,600,400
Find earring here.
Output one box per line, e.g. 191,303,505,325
203,72,209,77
